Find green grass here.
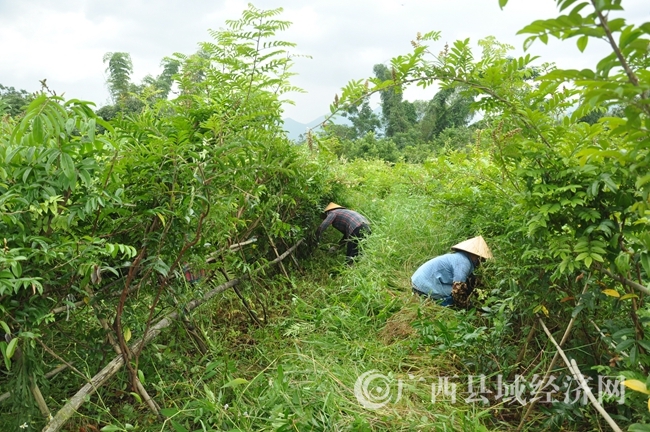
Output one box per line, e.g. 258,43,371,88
103,159,498,431
38,159,507,432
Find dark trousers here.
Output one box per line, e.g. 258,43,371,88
346,224,370,262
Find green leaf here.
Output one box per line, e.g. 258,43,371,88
156,213,166,227
100,425,124,432
636,173,650,189
576,35,588,52
607,18,626,32
78,169,92,187
498,0,508,9
558,0,577,12
160,408,179,417
10,261,22,278
617,339,635,352
32,116,44,143
641,253,650,277
1,342,10,370
222,377,249,388
5,338,18,360
612,328,634,339
600,174,618,191
60,153,76,182
65,118,75,135
639,22,650,36
22,167,32,183
638,340,650,352
3,352,11,370
559,0,580,12
129,392,142,403
590,253,604,262
631,345,638,364
88,118,96,142
523,36,536,51
0,321,10,335
571,303,585,318
171,421,189,432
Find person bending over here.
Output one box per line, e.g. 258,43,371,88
411,236,492,307
316,202,371,264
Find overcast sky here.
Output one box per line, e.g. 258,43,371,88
0,0,647,123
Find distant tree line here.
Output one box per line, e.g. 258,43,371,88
0,53,618,154
0,84,33,117
315,62,477,163
313,56,621,163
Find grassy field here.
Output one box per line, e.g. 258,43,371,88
58,159,507,431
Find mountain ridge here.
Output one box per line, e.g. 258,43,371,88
282,114,352,141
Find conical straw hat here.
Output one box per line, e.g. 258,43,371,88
324,202,345,212
451,236,493,259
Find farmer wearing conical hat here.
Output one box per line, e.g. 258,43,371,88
316,202,371,264
411,236,492,307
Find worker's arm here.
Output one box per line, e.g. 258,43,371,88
316,212,336,241
452,255,473,282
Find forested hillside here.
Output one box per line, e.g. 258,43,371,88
1,1,649,431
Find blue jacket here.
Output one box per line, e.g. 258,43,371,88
411,251,475,304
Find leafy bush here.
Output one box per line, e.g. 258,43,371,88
0,5,333,429
330,0,650,428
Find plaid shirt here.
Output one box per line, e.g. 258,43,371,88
317,209,369,239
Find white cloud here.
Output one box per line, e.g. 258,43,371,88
1,0,646,122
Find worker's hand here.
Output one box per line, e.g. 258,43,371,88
328,246,339,254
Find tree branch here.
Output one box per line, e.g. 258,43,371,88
516,276,590,431
591,1,639,87
598,266,650,296
42,239,303,432
539,318,623,432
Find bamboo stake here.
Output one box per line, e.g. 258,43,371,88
539,318,623,432
30,379,52,420
598,267,650,296
589,319,628,359
267,233,289,279
45,364,69,379
51,300,86,315
42,239,303,432
206,237,258,263
228,237,258,251
282,238,304,275
516,276,590,431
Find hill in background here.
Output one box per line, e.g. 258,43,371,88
281,105,384,141
282,114,352,141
